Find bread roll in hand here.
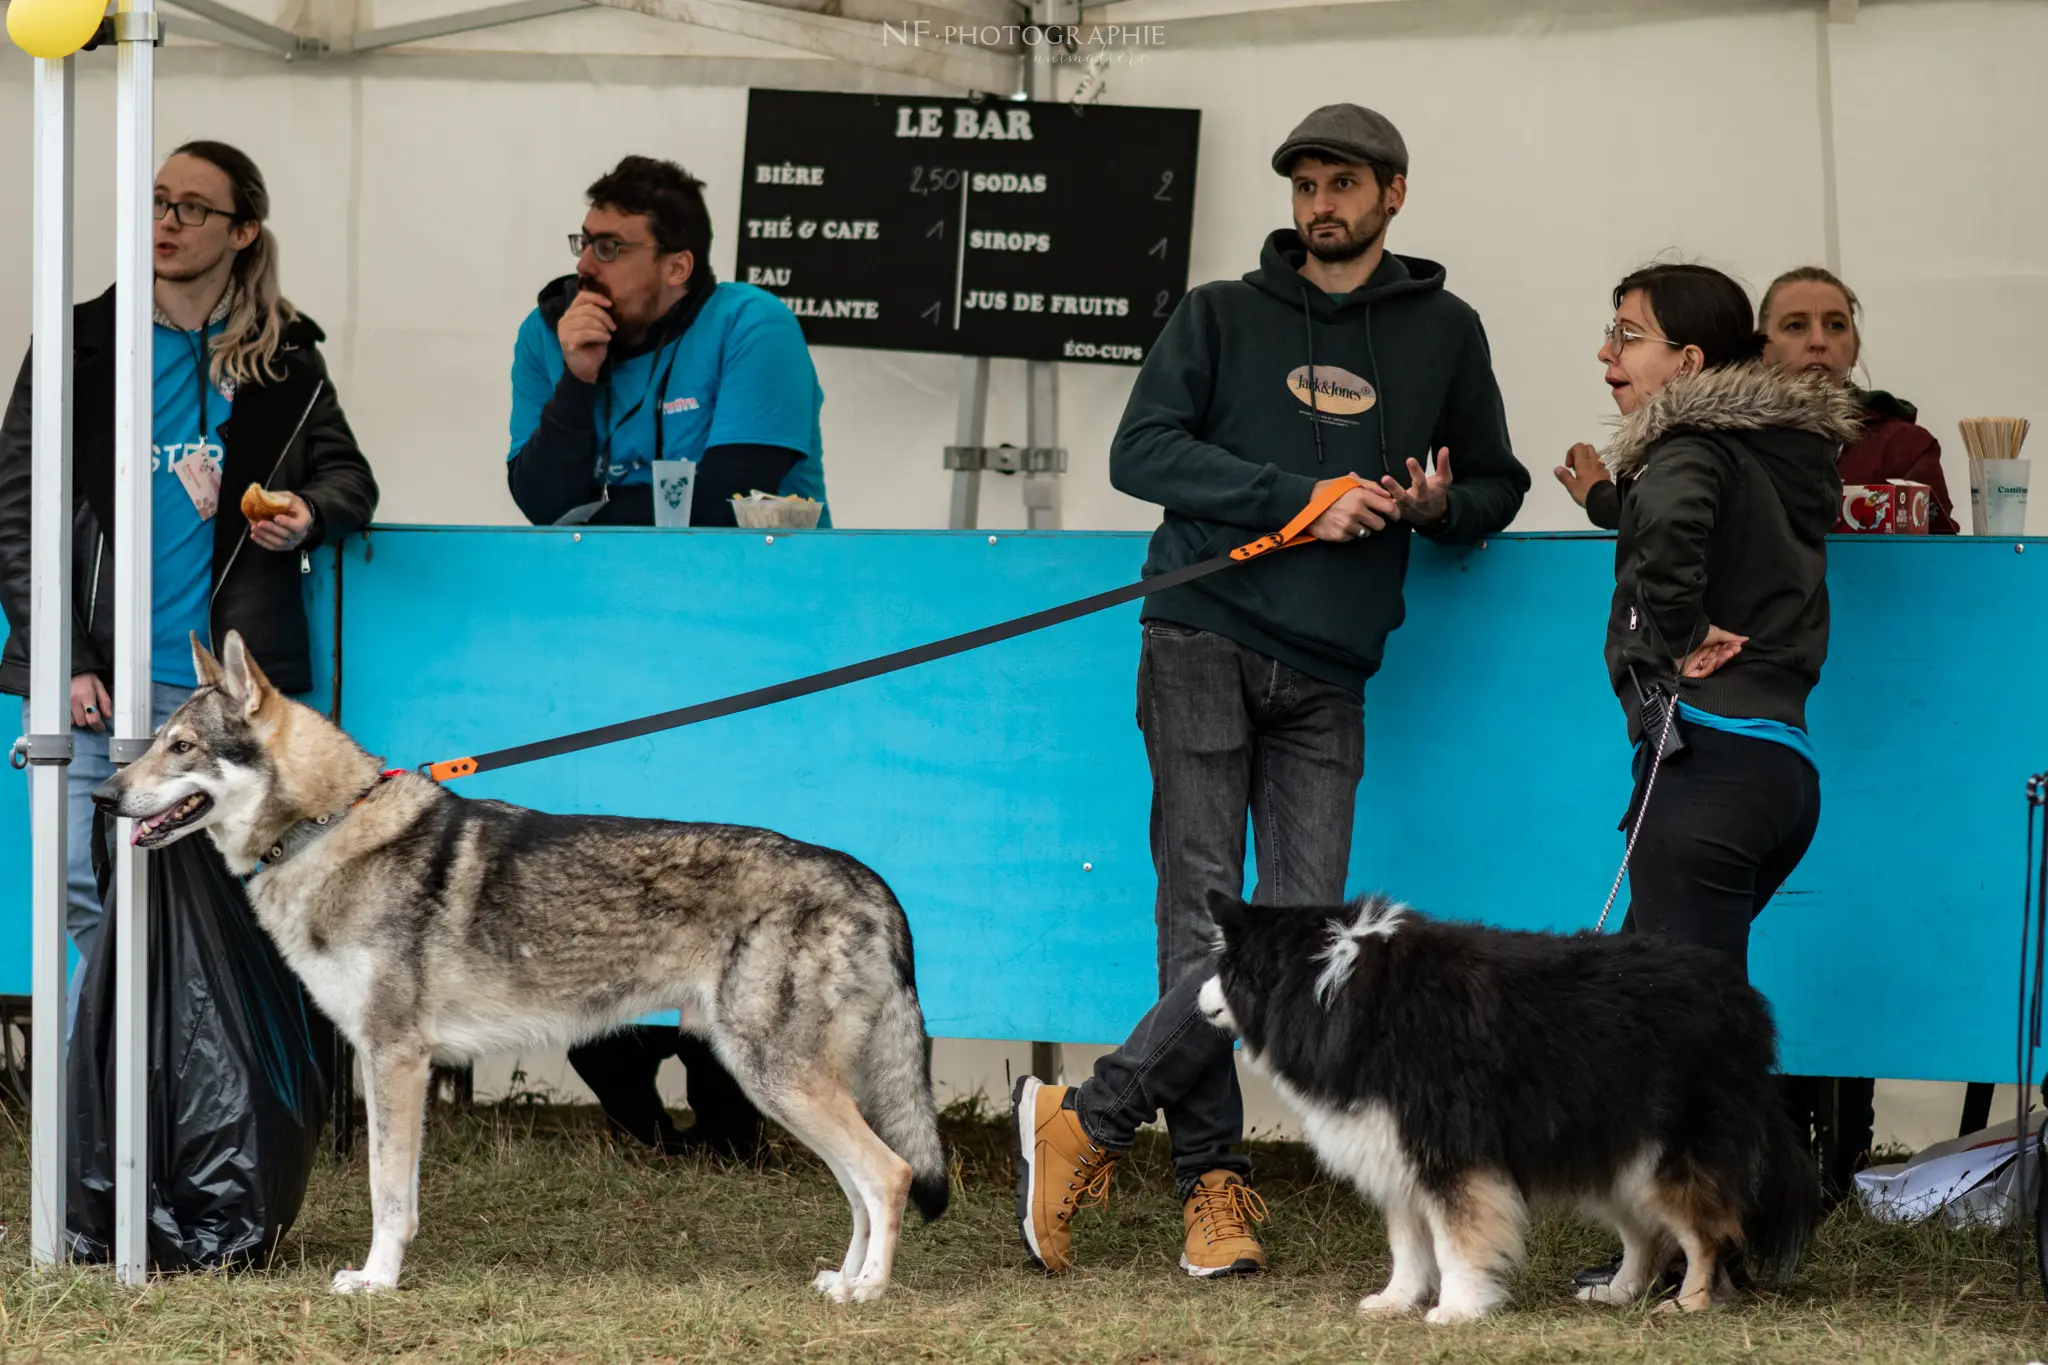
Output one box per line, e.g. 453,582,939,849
241,483,293,523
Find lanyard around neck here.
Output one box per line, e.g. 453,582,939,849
594,315,686,481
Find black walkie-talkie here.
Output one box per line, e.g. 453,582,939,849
1630,665,1688,764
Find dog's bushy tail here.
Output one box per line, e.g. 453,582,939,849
1744,1104,1820,1286
863,985,951,1223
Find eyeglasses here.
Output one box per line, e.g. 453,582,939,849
1604,319,1683,354
153,197,240,228
568,233,652,264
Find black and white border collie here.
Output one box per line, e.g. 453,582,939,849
1196,894,1816,1322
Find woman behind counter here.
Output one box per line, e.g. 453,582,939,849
1758,265,1959,534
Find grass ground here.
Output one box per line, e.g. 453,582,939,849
0,1096,2041,1363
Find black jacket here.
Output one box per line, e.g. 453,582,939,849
1109,233,1529,693
0,286,379,697
1592,362,1857,742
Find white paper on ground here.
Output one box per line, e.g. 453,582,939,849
1854,1108,2045,1227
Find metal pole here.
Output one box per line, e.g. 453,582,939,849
1023,359,1059,530
111,0,159,1287
946,355,989,530
27,54,77,1269
1021,0,1073,1083
1020,0,1072,534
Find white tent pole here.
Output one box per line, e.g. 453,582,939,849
26,53,77,1270
111,0,159,1288
1020,0,1067,530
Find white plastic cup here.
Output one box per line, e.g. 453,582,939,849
1978,458,2030,536
651,460,697,528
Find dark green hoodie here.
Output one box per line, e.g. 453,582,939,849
1109,230,1530,693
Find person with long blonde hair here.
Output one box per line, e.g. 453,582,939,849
0,139,378,1017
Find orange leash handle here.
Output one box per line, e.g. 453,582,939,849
1228,474,1367,562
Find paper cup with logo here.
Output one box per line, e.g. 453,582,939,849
651,460,698,528
1979,459,2031,536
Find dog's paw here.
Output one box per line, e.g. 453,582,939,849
1424,1302,1490,1326
1652,1289,1716,1315
330,1268,396,1296
811,1270,887,1304
1357,1292,1421,1317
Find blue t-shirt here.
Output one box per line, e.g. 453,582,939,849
151,321,229,688
1674,701,1818,771
508,281,830,524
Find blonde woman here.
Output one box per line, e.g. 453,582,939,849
0,140,378,1011
1758,265,1958,534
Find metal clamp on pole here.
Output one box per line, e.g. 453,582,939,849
113,11,163,41
108,736,153,765
10,734,74,770
943,444,1068,475
82,12,165,47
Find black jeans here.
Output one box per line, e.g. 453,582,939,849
567,1025,765,1158
1074,624,1363,1192
1618,722,1822,979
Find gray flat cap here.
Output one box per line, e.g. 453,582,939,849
1271,104,1408,177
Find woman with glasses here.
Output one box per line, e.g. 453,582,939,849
1758,265,1958,534
1553,263,1852,1301
0,140,378,1021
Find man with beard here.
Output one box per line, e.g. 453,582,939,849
1010,104,1528,1280
507,155,828,528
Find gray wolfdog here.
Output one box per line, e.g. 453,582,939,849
92,630,950,1299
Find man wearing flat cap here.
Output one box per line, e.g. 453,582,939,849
1009,104,1530,1280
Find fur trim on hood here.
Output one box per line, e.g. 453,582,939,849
1600,361,1864,478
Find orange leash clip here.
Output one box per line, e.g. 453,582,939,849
1228,474,1368,562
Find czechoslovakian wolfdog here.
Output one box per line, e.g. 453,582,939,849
93,631,950,1299
1195,895,1816,1322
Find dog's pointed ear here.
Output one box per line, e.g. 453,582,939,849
218,631,274,716
1208,898,1250,944
190,632,225,689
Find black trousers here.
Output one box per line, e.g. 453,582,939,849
1619,723,1846,1205
1618,723,1821,979
1778,1074,1877,1208
567,1025,765,1159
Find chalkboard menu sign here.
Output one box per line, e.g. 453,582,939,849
734,89,1199,366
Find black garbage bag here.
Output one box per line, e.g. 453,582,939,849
67,809,329,1271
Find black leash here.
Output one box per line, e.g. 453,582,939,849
428,551,1232,780
424,477,1372,781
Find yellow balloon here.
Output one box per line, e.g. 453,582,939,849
6,0,105,59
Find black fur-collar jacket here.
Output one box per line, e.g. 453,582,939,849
0,285,379,698
1588,361,1858,744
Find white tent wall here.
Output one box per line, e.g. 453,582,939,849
0,0,2041,1145
1,2,2044,534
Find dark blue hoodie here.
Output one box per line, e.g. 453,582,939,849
1109,229,1530,692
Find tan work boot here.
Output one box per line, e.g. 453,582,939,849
1011,1076,1119,1273
1181,1170,1268,1277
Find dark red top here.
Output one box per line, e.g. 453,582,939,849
1835,390,1959,535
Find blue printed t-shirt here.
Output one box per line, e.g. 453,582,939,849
508,281,830,524
151,320,230,688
